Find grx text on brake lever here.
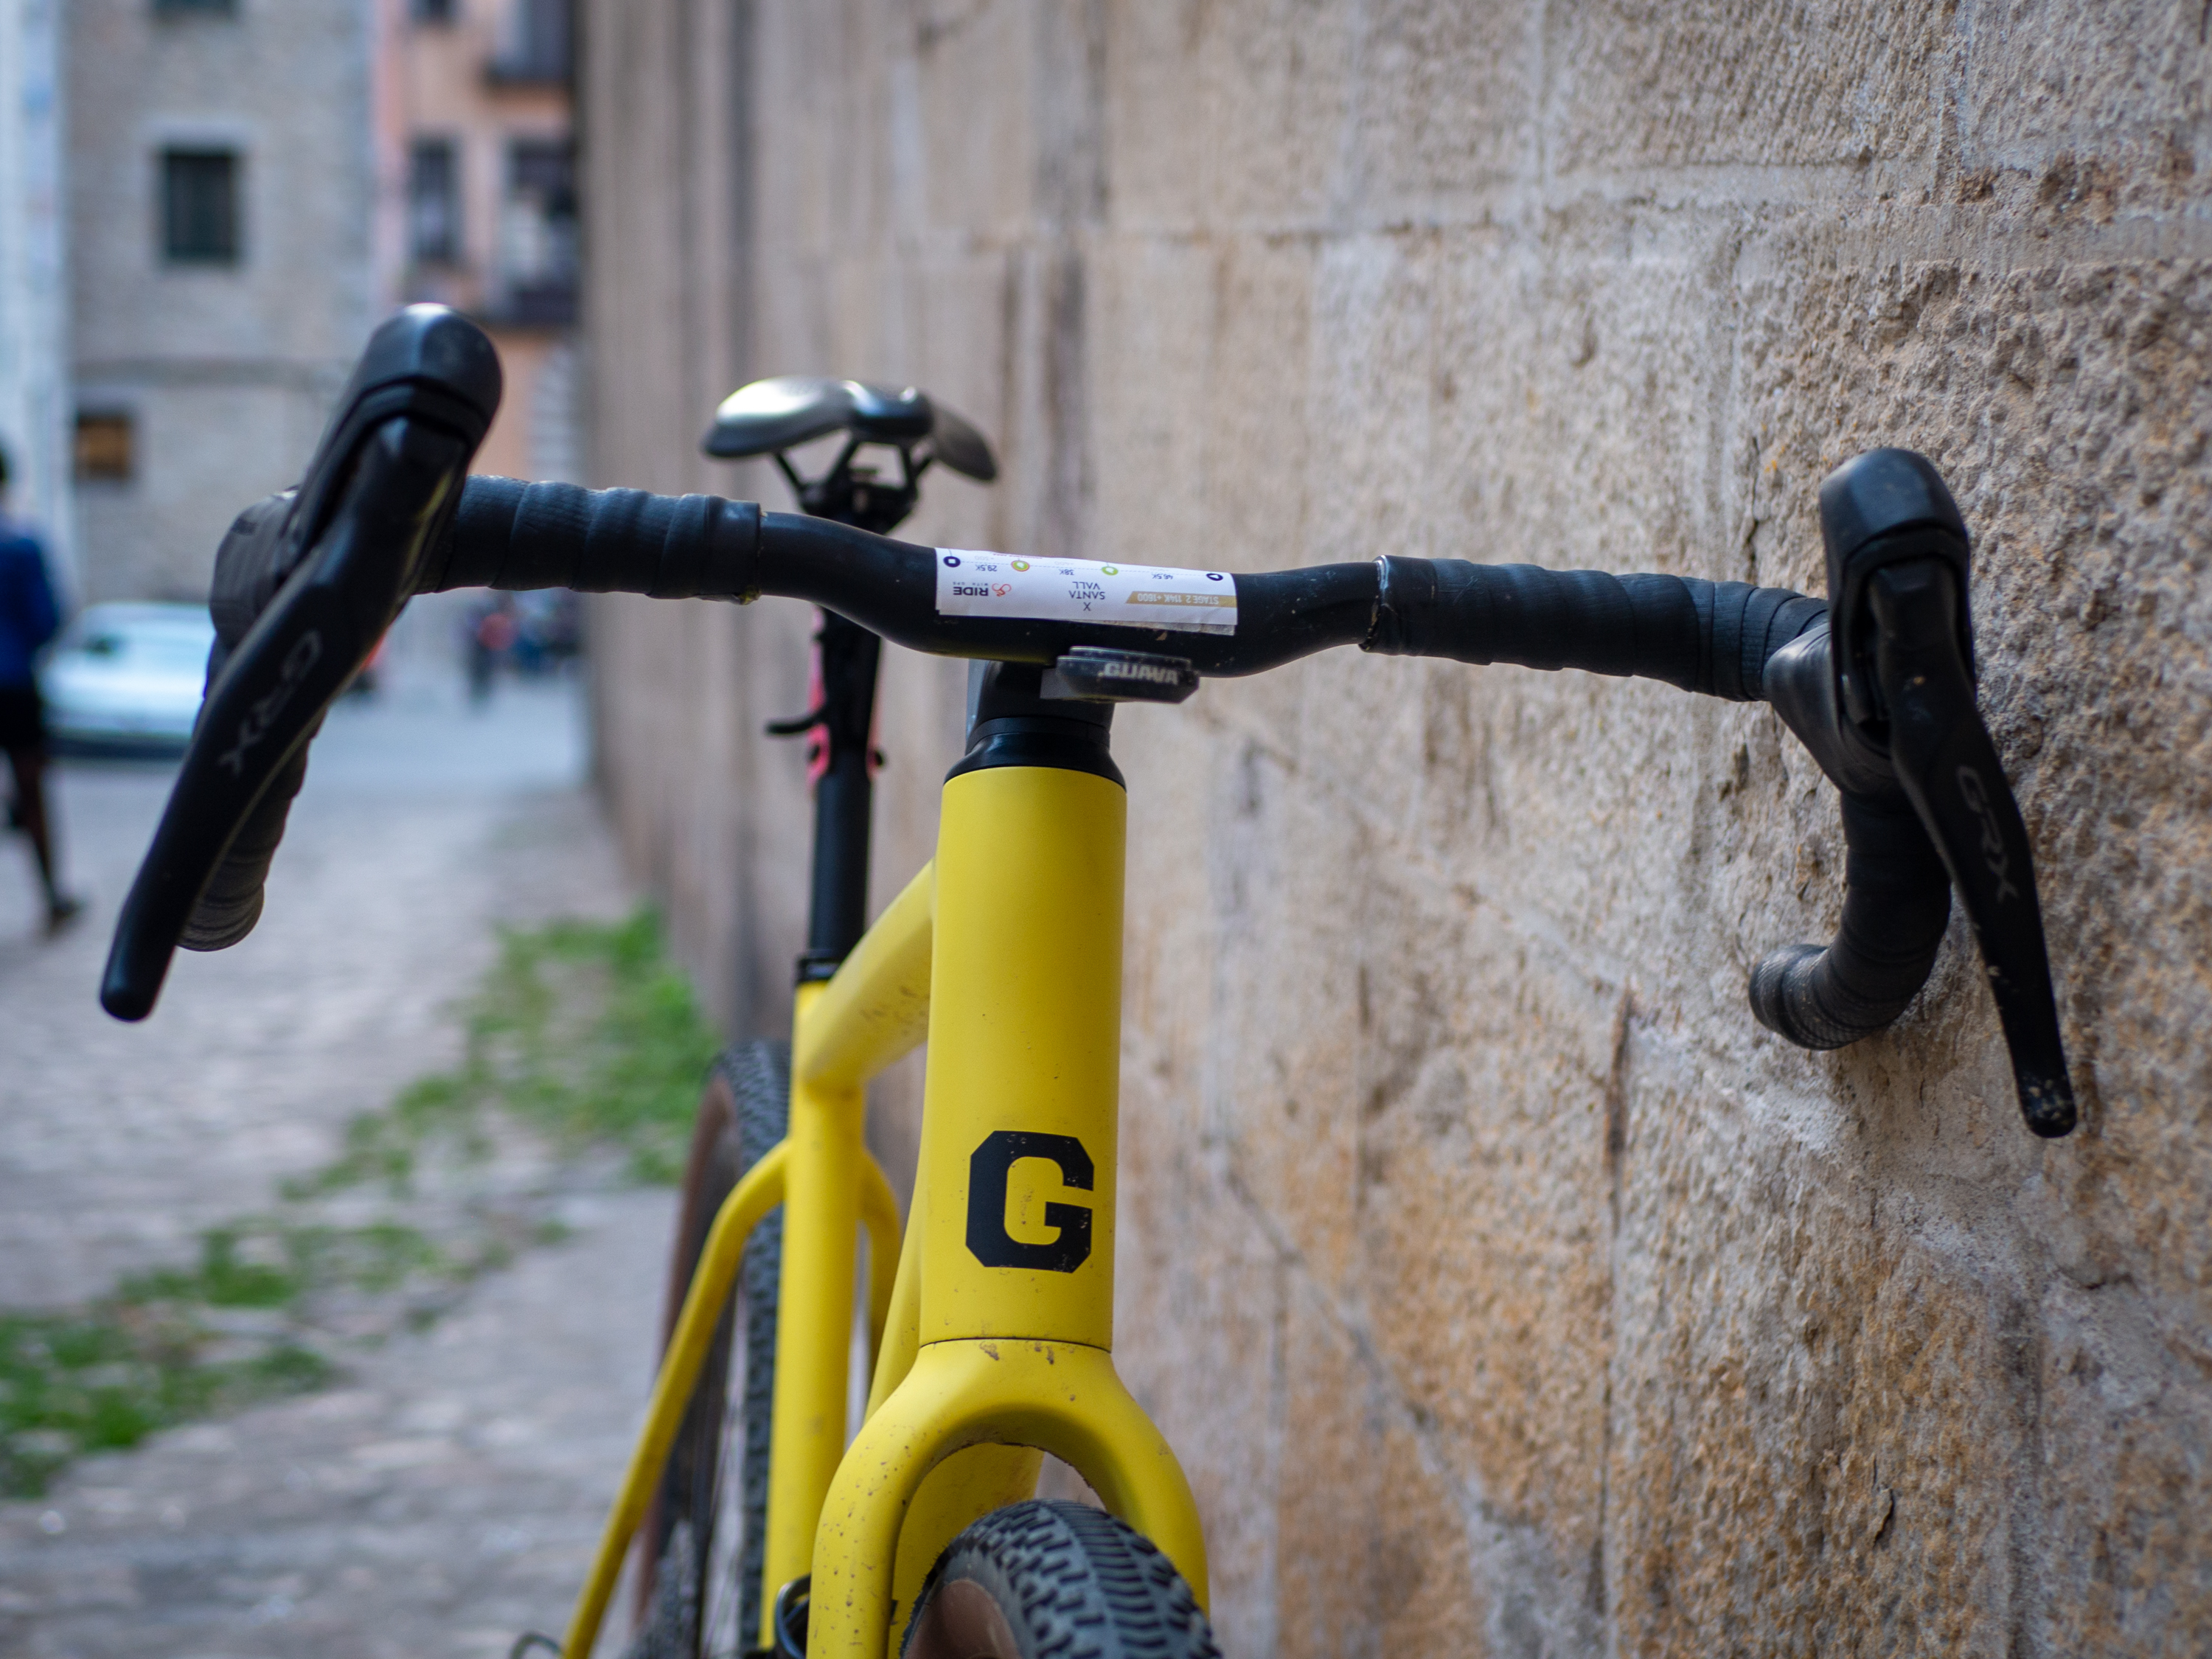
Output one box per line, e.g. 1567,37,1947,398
1758,450,2076,1137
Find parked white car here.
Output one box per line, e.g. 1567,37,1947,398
40,602,213,754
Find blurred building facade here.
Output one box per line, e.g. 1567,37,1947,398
0,0,72,594
577,5,2212,1657
372,0,576,484
66,0,372,603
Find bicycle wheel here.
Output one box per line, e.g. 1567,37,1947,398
631,1040,789,1659
900,1500,1220,1659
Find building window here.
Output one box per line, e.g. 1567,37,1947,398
489,0,571,82
499,138,577,324
160,148,241,264
153,0,238,16
411,0,456,21
74,412,135,482
409,139,461,265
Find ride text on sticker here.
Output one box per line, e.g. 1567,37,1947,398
935,552,1238,635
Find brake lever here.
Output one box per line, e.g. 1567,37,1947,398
100,306,499,1021
1822,451,2076,1137
1866,561,2075,1135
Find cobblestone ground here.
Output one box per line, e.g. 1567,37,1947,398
0,621,670,1658
0,1191,663,1659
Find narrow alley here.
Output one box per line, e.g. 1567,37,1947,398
0,610,664,1657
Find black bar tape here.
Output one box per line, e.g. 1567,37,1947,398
1747,790,1953,1048
420,476,762,599
1747,619,1955,1051
1367,557,1826,701
1365,556,1962,1057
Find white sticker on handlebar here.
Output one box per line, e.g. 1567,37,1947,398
934,552,1238,635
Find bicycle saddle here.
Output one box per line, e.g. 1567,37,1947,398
703,376,998,481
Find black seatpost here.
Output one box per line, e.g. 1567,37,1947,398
769,445,914,984
728,392,997,984
790,610,882,981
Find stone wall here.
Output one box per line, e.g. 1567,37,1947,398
576,4,2212,1653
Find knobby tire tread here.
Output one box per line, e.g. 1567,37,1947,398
902,1500,1221,1659
629,1039,788,1659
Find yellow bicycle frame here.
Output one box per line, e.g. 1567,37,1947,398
563,760,1206,1659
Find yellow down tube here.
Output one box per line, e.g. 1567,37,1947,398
809,762,1207,1658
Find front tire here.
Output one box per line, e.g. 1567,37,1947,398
630,1040,790,1659
901,1500,1221,1659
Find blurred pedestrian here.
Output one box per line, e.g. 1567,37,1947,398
0,446,80,933
465,593,518,706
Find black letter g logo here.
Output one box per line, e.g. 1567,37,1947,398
966,1130,1093,1273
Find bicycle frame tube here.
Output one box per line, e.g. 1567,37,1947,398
563,770,1204,1659
794,860,936,1090
758,859,941,1641
757,981,866,1623
809,762,1208,1658
558,1144,789,1659
555,870,930,1659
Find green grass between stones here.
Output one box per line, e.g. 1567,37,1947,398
0,908,720,1498
292,907,723,1196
